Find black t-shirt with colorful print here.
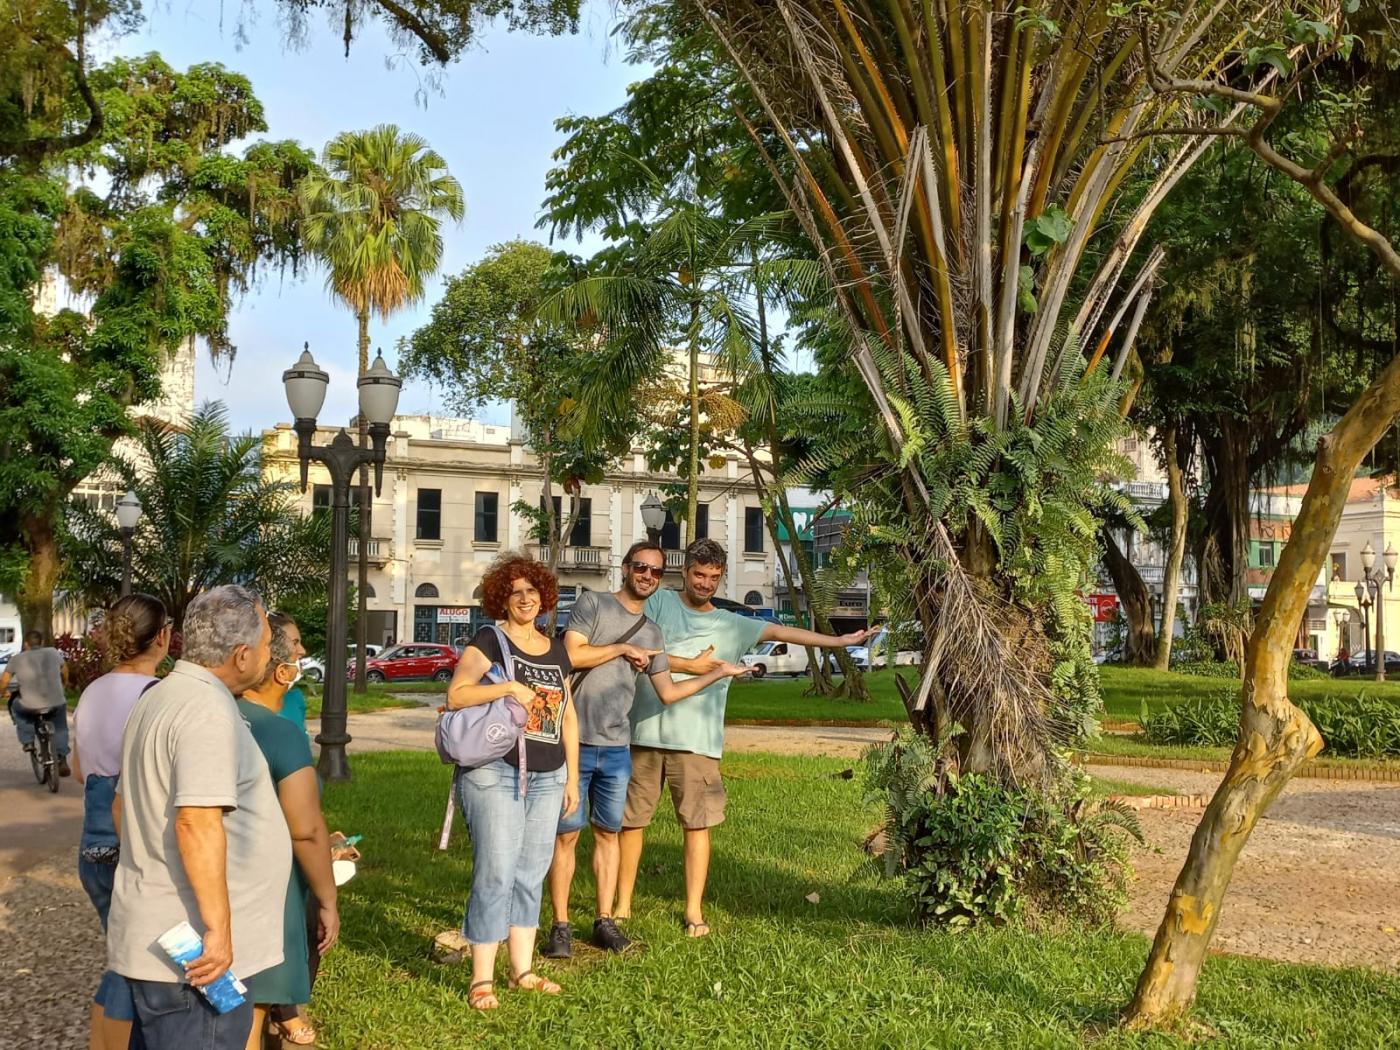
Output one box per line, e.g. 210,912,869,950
468,627,572,773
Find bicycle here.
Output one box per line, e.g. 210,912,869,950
23,705,61,794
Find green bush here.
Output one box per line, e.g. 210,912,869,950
1144,690,1400,757
863,729,1141,928
1173,659,1329,682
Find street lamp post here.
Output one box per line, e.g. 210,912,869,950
1360,541,1398,683
115,490,143,597
283,344,402,782
641,491,667,546
1354,580,1373,676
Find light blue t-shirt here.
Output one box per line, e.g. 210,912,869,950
629,588,767,759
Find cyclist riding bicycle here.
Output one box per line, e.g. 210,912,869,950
2,630,72,778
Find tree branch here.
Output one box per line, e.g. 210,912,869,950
368,0,453,64
10,0,104,164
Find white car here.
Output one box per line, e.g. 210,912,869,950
846,628,921,670
740,641,838,679
300,644,383,683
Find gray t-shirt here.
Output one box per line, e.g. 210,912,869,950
107,660,292,983
9,647,66,712
567,589,669,748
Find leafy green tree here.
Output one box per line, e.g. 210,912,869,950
400,240,633,597
63,403,331,627
0,53,315,639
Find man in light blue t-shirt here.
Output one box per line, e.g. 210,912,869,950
617,539,873,937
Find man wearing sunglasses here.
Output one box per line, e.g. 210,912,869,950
545,540,749,958
617,538,876,939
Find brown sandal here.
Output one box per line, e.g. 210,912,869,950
508,969,561,995
468,980,499,1010
271,1016,318,1045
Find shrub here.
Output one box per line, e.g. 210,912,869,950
1143,691,1400,757
54,633,106,693
863,728,1141,928
1173,659,1328,682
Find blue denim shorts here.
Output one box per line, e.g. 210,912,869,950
557,744,630,835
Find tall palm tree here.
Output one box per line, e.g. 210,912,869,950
300,125,463,684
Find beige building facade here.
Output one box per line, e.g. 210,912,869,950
261,414,778,647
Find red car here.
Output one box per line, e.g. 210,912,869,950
349,643,458,684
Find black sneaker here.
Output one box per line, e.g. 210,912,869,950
593,917,632,953
541,921,572,959
58,757,71,777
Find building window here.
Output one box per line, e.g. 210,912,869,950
475,492,499,543
1331,552,1347,580
541,495,592,546
744,507,765,553
661,509,681,551
363,582,376,599
695,503,709,540
415,582,439,599
313,484,331,515
744,590,763,606
416,488,442,541
1257,544,1275,568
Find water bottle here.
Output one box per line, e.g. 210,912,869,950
156,921,248,1014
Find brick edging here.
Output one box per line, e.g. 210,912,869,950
1079,752,1400,783
1108,792,1211,810
725,718,892,729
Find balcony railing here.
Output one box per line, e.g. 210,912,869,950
530,544,610,573
347,538,389,563
663,549,686,572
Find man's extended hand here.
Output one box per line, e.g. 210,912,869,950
184,924,233,986
837,628,878,647
620,645,661,672
720,661,754,678
688,645,721,675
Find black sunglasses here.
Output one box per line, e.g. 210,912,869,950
627,561,665,578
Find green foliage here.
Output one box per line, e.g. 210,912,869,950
62,402,331,627
1024,205,1074,256
278,585,358,663
863,727,1141,928
1144,690,1400,757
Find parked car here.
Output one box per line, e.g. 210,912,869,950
846,627,921,670
741,641,837,679
348,643,458,684
1330,650,1400,675
1092,648,1123,665
302,644,383,683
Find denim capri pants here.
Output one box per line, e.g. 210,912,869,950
458,758,567,944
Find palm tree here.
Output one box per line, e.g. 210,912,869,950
63,403,331,629
300,124,463,685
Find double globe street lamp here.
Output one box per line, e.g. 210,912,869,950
1353,540,1398,682
115,489,143,597
283,344,402,781
640,491,667,546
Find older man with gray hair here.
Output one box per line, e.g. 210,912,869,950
108,584,290,1050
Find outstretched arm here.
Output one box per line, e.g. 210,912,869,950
650,662,750,705
563,630,656,672
759,624,875,648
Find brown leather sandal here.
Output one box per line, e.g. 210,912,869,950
508,969,561,995
468,980,499,1010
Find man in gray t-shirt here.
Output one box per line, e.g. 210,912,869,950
543,540,749,958
108,585,289,1050
2,630,71,772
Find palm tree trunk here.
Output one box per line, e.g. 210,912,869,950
686,298,701,545
1155,426,1189,670
354,307,371,692
1126,352,1400,1027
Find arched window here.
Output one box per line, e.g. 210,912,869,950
364,582,376,599
471,584,484,600
744,590,763,606
415,582,439,599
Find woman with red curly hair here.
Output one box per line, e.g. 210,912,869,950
446,553,579,1010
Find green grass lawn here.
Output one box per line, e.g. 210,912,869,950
724,671,906,723
302,685,425,719
313,750,1400,1049
1097,665,1400,723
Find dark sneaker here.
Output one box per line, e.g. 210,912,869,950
593,917,632,953
22,744,34,755
58,757,71,777
541,922,572,959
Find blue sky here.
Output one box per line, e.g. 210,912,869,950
101,2,638,432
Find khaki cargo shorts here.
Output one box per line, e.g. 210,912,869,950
623,746,726,831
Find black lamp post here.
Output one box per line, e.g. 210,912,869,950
1360,540,1398,682
115,489,143,597
641,491,667,546
283,344,402,782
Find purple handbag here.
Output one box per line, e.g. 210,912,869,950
434,626,528,791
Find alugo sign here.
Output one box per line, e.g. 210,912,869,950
438,607,474,623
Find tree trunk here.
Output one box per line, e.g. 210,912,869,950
1199,420,1253,609
1101,527,1157,665
686,297,701,545
17,512,60,643
354,308,371,692
1154,426,1189,670
1126,351,1400,1028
